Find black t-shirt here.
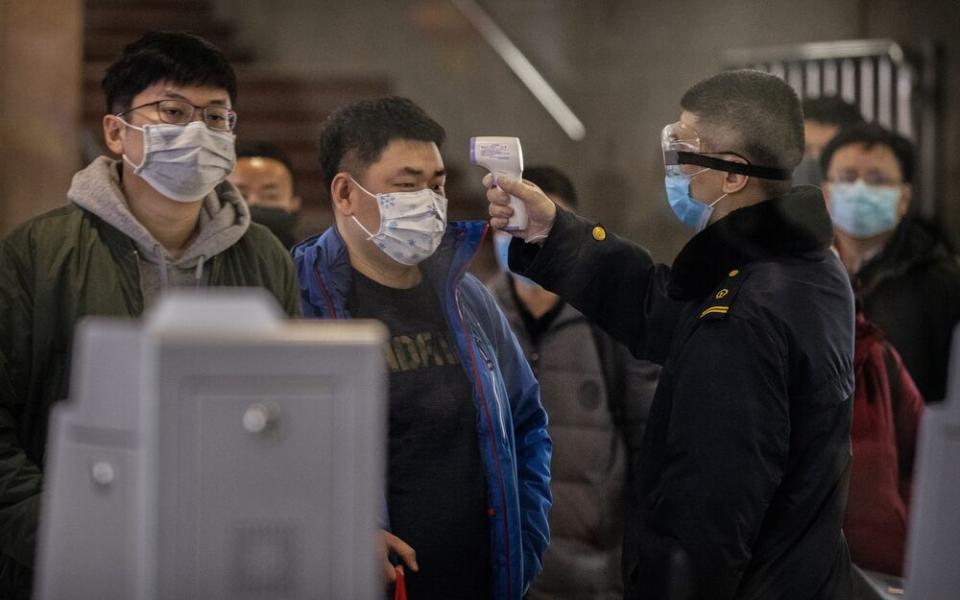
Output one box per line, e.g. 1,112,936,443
348,269,490,599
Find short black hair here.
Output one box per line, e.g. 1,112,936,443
236,141,296,178
102,31,237,114
819,123,915,183
523,165,578,209
681,69,804,195
317,96,446,188
802,96,865,127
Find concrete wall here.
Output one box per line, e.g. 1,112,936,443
0,0,82,235
210,0,960,259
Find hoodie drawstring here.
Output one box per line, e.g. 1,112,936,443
195,255,206,287
155,244,169,290
154,245,206,290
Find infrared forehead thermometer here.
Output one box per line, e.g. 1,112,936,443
470,136,527,231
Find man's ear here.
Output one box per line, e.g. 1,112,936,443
722,170,750,195
898,183,912,218
330,173,356,216
290,194,303,214
717,154,750,194
102,115,125,156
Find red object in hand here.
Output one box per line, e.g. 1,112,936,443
393,566,407,600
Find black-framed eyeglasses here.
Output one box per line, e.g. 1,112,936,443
827,172,903,187
116,99,238,131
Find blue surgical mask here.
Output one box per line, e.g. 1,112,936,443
493,232,538,288
664,172,727,232
829,180,900,238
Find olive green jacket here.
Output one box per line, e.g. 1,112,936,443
0,203,299,597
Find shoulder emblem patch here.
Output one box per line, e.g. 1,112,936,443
699,268,744,320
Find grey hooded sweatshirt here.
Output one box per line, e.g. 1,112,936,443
68,156,252,307
0,156,300,599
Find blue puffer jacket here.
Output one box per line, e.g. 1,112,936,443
292,220,552,599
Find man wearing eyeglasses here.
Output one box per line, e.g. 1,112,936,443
821,123,960,405
0,31,298,599
485,70,854,599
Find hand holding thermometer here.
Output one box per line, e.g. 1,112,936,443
470,136,528,231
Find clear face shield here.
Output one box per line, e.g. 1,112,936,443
660,120,794,181
661,121,709,178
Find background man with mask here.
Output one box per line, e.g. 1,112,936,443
793,96,865,186
821,123,960,403
0,31,299,599
292,96,551,600
485,70,854,600
487,165,658,600
229,141,303,248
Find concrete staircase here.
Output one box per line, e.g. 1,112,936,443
83,0,392,224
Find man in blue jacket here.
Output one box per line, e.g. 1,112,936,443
486,70,854,600
293,97,551,599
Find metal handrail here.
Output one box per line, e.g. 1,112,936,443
451,0,586,141
723,39,907,66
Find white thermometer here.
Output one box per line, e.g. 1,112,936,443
470,136,527,231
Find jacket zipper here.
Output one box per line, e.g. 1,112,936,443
131,248,144,314
312,258,339,318
455,288,513,597
474,331,508,442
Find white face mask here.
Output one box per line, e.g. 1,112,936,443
122,120,236,202
349,178,447,266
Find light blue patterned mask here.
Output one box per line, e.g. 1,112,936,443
350,178,447,266
829,180,900,238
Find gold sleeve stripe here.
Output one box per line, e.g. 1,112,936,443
700,306,730,318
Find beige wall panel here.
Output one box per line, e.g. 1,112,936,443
0,0,82,235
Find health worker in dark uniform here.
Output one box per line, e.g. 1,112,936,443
484,70,855,600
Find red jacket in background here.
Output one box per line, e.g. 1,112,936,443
845,312,924,576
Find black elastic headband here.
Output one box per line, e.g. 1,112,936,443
664,150,792,181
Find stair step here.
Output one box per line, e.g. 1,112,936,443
86,0,219,15
85,29,252,63
88,19,234,38
82,69,390,120
83,69,390,93
87,0,217,7
86,0,221,31
86,11,227,33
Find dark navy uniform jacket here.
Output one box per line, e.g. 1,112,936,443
509,186,855,600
